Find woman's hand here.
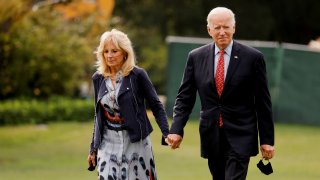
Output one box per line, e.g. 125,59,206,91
166,134,183,149
87,151,97,167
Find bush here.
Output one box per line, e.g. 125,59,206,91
0,5,94,99
0,97,94,125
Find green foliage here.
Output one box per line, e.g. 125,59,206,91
168,0,320,43
0,2,95,99
128,29,167,93
111,2,172,94
0,97,93,125
139,41,167,93
2,0,320,99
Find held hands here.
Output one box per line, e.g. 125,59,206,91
165,134,183,149
260,144,275,160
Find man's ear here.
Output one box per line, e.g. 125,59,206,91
207,26,212,36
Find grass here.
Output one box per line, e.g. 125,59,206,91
1,120,320,180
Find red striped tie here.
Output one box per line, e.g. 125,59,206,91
215,50,224,127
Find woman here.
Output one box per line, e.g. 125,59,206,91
87,29,169,180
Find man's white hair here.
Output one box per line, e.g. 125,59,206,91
207,7,236,27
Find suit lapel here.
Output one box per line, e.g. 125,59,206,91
206,43,220,97
224,41,241,88
207,43,215,87
97,78,108,102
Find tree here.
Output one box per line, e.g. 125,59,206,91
0,2,93,98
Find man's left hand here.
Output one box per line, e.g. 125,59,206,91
260,144,275,160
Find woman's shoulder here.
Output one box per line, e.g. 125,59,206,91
92,71,104,80
129,66,150,82
131,66,147,76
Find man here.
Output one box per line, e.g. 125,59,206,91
166,7,275,180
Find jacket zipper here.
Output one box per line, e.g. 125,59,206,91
130,77,143,141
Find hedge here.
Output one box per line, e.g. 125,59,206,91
0,97,94,125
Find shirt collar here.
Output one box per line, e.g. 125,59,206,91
215,40,233,56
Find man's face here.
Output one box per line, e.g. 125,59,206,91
207,13,235,50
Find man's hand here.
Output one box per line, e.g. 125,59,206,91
260,144,275,160
166,134,183,149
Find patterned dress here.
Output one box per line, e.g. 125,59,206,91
97,72,157,180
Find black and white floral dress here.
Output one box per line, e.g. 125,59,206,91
97,73,157,180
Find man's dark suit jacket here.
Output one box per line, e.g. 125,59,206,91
170,40,274,158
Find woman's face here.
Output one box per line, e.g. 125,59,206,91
103,40,126,70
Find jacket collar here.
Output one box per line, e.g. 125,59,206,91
96,67,138,102
118,76,131,98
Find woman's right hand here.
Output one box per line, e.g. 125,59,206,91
87,151,97,167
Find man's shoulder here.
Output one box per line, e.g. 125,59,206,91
234,40,263,56
189,43,213,55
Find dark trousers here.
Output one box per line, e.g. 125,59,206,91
208,128,250,180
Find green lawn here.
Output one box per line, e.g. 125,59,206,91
1,120,320,180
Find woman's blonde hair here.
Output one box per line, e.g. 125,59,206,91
95,29,136,77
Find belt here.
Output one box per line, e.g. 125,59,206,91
105,122,127,131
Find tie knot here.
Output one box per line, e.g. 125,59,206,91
219,50,224,55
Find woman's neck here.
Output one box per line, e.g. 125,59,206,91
109,66,121,76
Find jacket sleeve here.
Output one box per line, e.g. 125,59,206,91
254,53,274,146
89,73,99,155
137,68,169,138
170,52,197,137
